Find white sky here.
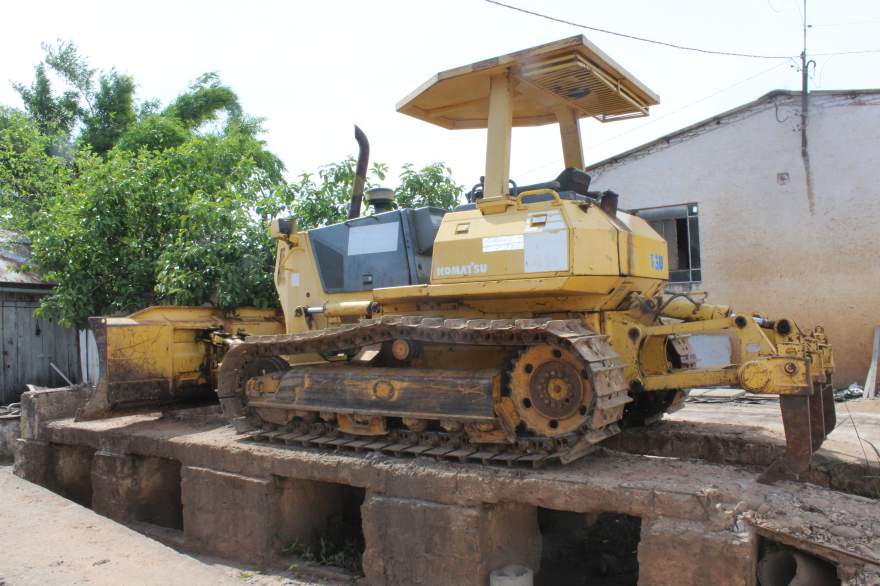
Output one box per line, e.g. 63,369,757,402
2,0,879,187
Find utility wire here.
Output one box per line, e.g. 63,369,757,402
792,0,805,28
844,402,877,472
483,0,795,59
811,48,880,56
519,61,789,178
583,61,790,151
810,19,880,28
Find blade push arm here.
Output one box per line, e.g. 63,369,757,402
636,293,835,483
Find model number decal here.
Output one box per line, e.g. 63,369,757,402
435,262,488,277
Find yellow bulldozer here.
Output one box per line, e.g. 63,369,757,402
79,36,835,482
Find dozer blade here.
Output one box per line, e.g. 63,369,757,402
77,306,283,420
758,386,834,484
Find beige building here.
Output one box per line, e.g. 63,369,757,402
587,89,880,385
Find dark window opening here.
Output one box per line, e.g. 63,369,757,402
536,508,641,586
637,203,701,283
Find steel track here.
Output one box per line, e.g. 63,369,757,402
217,316,633,465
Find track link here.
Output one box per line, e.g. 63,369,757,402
217,316,631,466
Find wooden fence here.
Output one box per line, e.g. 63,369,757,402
0,294,79,403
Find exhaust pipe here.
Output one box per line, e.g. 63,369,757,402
348,125,370,219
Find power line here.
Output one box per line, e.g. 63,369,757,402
811,48,880,56
483,0,795,60
792,0,805,28
810,19,880,28
519,61,790,178
586,61,791,148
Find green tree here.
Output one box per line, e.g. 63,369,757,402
117,73,245,153
289,160,462,230
395,162,462,210
28,128,289,328
163,72,241,130
12,64,80,137
13,41,134,153
42,40,96,106
289,157,388,230
0,107,70,231
4,40,465,329
4,42,292,327
79,71,136,154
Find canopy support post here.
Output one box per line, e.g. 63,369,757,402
556,107,584,170
484,72,513,199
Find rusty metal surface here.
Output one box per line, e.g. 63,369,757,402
218,316,631,464
758,394,816,484
77,317,214,420
250,365,499,421
509,344,593,435
821,383,836,433
809,386,826,451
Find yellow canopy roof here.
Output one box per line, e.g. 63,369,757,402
397,36,659,130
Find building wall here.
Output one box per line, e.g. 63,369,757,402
589,91,880,385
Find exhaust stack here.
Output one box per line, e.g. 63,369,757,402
348,125,370,219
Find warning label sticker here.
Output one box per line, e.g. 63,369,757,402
482,234,524,253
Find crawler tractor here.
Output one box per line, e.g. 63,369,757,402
81,37,835,482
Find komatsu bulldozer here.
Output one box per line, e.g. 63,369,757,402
80,36,835,482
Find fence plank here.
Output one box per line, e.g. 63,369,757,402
0,303,4,399
1,303,17,403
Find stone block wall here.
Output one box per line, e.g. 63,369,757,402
362,496,540,586
12,388,875,586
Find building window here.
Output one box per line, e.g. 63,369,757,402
634,203,701,283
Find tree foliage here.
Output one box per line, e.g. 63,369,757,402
164,72,242,130
289,160,463,231
79,71,136,154
289,158,388,230
2,41,464,329
395,162,462,210
0,107,70,231
12,64,80,137
29,131,289,325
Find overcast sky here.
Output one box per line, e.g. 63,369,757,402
2,1,879,187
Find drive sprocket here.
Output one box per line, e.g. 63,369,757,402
508,344,594,436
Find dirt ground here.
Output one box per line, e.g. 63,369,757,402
0,465,332,586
